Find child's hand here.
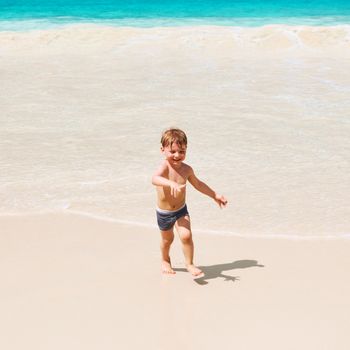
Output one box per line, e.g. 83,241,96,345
170,182,186,197
214,194,228,208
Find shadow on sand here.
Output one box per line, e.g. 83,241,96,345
173,260,264,285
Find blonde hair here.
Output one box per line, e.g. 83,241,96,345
161,128,187,148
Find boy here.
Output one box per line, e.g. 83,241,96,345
152,128,227,277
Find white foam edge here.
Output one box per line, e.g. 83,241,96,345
1,208,349,241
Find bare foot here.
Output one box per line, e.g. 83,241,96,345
186,264,204,278
161,260,176,275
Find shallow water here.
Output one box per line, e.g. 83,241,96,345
1,0,350,31
1,26,349,238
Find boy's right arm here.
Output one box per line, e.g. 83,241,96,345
151,163,185,197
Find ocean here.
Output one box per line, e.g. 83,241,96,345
1,0,350,30
1,1,349,239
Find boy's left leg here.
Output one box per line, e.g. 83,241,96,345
175,215,203,277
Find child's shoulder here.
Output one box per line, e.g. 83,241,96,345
153,160,168,174
159,160,169,170
181,162,194,174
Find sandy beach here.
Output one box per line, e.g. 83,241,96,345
1,212,350,349
1,24,350,349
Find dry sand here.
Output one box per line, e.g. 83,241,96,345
1,212,349,350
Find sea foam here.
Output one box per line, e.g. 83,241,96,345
1,25,350,56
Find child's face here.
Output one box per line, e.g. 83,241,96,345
161,142,187,167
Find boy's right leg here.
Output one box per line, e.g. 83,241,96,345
175,215,203,277
160,229,176,274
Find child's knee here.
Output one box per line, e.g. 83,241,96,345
161,234,174,247
179,230,192,244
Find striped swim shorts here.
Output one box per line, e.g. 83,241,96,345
156,204,189,231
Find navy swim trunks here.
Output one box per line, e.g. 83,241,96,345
156,204,189,231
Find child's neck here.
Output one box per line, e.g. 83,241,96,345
167,160,183,171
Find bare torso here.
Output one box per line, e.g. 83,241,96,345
156,161,191,210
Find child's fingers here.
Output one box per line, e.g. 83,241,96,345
173,187,180,197
170,184,185,197
175,184,185,196
218,197,227,208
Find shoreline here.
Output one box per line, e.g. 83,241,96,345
1,210,349,240
2,22,350,33
1,16,350,32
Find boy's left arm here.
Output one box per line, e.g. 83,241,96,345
187,167,227,208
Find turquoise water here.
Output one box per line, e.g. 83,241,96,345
1,0,350,30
